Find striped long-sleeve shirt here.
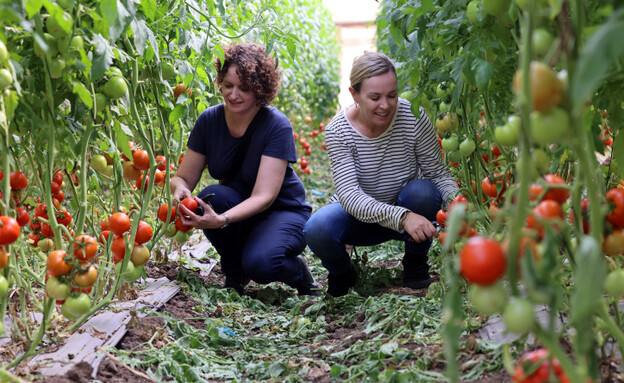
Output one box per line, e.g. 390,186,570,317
326,98,459,233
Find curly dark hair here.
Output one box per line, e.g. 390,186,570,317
214,43,281,107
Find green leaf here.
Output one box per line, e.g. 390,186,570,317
72,81,92,109
91,34,113,80
472,58,495,90
571,9,624,111
25,0,44,18
130,19,148,55
139,0,156,20
169,105,186,123
114,122,134,162
99,0,117,37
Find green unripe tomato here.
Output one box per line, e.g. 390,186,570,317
34,33,59,58
0,40,8,63
530,107,569,145
49,57,66,78
400,90,414,101
46,12,73,39
447,150,461,163
161,62,175,80
439,101,449,113
441,135,460,151
469,283,508,315
45,275,70,300
605,270,624,298
174,230,189,244
126,265,143,282
0,68,13,90
459,138,476,156
502,297,535,334
163,223,178,238
94,93,108,114
482,0,511,16
466,0,481,23
62,293,91,320
57,0,75,10
532,28,554,56
0,275,8,296
69,35,84,51
103,76,128,99
115,260,136,281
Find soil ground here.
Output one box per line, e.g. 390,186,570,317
32,260,512,383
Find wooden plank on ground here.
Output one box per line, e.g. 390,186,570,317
27,277,180,377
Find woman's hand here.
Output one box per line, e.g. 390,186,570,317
403,211,438,242
177,197,226,230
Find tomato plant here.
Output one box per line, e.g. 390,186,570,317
108,212,131,237
0,216,20,245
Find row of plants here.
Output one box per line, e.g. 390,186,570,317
377,0,623,381
0,0,339,371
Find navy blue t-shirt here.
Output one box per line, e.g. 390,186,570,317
187,104,311,213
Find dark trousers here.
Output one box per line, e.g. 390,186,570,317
199,185,310,287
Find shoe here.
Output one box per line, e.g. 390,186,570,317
295,256,321,296
327,264,357,297
223,274,249,295
402,253,432,289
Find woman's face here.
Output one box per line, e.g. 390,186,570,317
220,65,258,114
351,71,398,131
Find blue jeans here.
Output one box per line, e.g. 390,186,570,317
303,179,442,275
199,184,310,287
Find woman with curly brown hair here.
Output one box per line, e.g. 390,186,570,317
171,43,318,296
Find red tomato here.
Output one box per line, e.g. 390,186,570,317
542,174,569,204
526,200,564,238
53,171,63,185
606,188,624,228
56,210,72,226
98,230,110,245
28,232,41,247
9,171,28,190
135,220,153,244
73,234,98,261
512,348,569,383
34,203,48,219
460,236,506,286
15,207,30,227
47,250,72,276
569,198,590,234
0,216,21,245
449,195,468,212
111,235,127,259
132,149,150,171
481,174,506,199
0,247,7,269
175,217,192,232
108,212,131,236
72,264,98,287
436,209,448,228
155,155,167,171
158,203,176,223
179,197,198,216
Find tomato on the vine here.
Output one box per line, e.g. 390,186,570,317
46,275,70,300
602,229,624,256
61,293,91,320
108,212,131,236
103,76,128,99
73,264,98,287
436,209,448,228
460,236,506,286
606,188,624,228
503,298,535,335
0,275,8,296
9,171,28,190
175,217,192,233
513,61,563,113
158,203,176,223
512,348,568,383
15,207,30,227
135,220,153,244
0,216,20,245
47,250,72,276
179,197,198,217
526,200,564,238
73,234,98,261
132,149,150,171
0,247,8,269
130,244,151,266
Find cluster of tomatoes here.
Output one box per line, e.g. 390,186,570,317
157,199,194,245
100,211,153,274
293,121,327,176
512,348,571,383
0,40,12,91
90,141,175,191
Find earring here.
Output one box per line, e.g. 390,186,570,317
355,103,359,109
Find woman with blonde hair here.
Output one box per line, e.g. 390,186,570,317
304,51,458,297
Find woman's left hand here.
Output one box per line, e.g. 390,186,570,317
403,211,438,242
178,197,225,230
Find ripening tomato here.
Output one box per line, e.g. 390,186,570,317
135,220,153,244
0,247,8,269
0,216,20,245
122,161,142,181
108,212,131,236
130,244,151,266
73,234,98,261
512,348,568,383
158,203,176,223
513,61,563,113
460,236,506,286
606,188,624,228
73,264,98,287
9,171,28,190
47,250,72,276
603,229,624,256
